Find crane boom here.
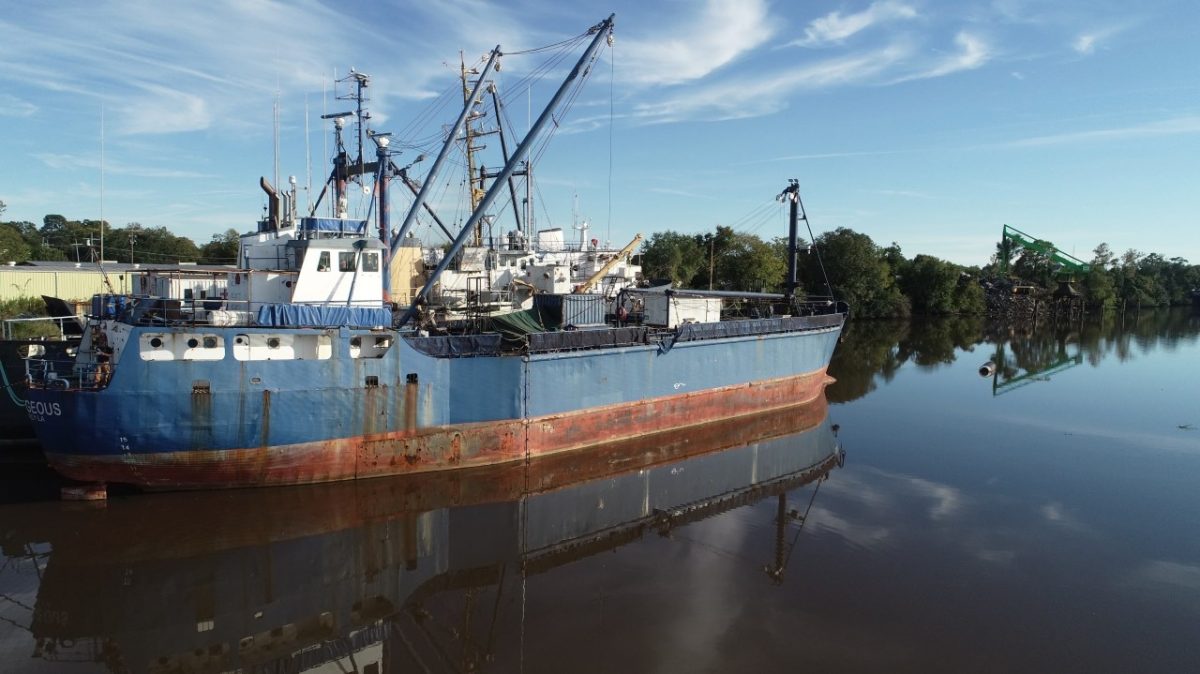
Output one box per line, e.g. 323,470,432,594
999,224,1090,277
575,233,643,293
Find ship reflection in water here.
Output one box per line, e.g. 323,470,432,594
0,392,841,673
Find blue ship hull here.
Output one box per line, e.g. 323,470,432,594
26,314,843,488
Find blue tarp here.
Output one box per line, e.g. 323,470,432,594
256,304,391,328
299,217,367,234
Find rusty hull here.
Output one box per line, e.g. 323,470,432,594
46,370,833,490
16,390,833,564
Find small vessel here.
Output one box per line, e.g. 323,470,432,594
23,16,846,490
4,392,842,671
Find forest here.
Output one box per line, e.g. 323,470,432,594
637,225,1200,318
2,199,1197,318
0,200,239,267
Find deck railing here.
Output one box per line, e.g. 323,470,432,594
26,357,108,391
1,315,82,340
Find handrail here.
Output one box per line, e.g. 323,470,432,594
2,315,80,340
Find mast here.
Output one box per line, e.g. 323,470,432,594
461,53,486,245
399,15,616,327
375,135,392,300
780,179,800,303
390,48,501,253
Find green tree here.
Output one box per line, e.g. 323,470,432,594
0,224,31,262
952,273,985,313
900,254,957,314
39,215,100,261
1081,243,1117,310
882,242,906,277
116,223,201,263
687,226,738,288
199,229,240,265
898,254,985,315
640,231,705,287
715,232,787,292
807,227,909,317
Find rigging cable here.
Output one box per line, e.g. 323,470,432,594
607,38,614,246
795,188,835,301
504,28,593,56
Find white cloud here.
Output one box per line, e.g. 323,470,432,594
630,25,992,124
618,0,776,86
895,31,991,82
733,149,908,166
877,189,937,199
1131,560,1200,592
1008,115,1200,148
0,1,540,138
649,187,712,199
808,505,893,550
907,476,964,520
633,42,912,122
1072,34,1098,54
118,85,213,135
33,152,213,179
1039,500,1090,532
0,94,37,117
790,0,918,47
1072,25,1125,55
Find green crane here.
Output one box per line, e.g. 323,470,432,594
998,224,1090,283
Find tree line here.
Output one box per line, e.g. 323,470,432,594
0,201,239,266
3,200,1196,317
638,224,1200,318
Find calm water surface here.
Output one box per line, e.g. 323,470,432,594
1,309,1198,673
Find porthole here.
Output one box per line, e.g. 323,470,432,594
267,337,280,349
187,338,199,349
203,336,218,349
150,337,163,348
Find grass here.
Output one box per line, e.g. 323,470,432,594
0,297,66,339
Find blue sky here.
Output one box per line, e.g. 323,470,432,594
1,0,1196,266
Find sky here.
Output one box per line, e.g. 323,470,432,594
0,0,1197,267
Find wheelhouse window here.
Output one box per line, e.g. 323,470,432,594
338,252,356,272
317,251,331,271
363,251,379,272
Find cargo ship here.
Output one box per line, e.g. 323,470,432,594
5,394,841,671
22,16,847,490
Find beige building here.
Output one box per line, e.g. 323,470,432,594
0,262,231,303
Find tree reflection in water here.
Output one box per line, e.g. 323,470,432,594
828,308,1200,403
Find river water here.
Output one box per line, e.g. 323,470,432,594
1,309,1197,673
